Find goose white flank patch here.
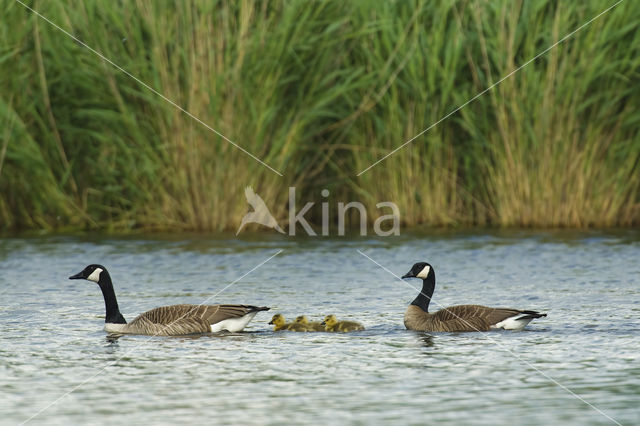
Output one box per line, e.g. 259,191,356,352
490,313,541,331
69,264,269,336
401,261,546,332
209,313,260,333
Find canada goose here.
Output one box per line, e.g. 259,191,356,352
321,315,365,332
236,186,285,235
294,315,325,331
268,314,310,332
69,264,270,335
401,262,546,332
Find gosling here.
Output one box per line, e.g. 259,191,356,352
269,314,310,332
322,315,365,332
294,315,325,331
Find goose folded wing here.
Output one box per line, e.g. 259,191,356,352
137,304,255,323
483,308,531,325
200,304,261,324
128,313,211,335
128,304,264,335
428,306,540,332
155,317,211,335
431,305,516,332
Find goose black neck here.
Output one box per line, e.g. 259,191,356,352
411,274,435,313
97,271,127,324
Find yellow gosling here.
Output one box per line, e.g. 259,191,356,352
321,315,365,332
294,315,325,331
268,314,288,331
269,314,310,332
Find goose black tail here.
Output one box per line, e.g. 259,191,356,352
521,310,547,319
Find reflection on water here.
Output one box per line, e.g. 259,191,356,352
105,333,123,343
0,230,639,425
418,334,435,348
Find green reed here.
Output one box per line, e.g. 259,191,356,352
0,0,638,231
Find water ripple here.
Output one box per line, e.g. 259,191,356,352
1,231,638,425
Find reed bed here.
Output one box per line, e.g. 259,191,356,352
1,0,638,231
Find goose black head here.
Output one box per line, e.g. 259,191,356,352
402,262,434,280
69,264,108,284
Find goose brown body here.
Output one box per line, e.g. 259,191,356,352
404,304,545,332
402,262,546,332
70,264,269,336
107,304,269,335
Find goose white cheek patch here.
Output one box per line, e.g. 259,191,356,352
87,268,103,283
416,265,430,279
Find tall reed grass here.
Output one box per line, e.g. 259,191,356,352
1,0,638,231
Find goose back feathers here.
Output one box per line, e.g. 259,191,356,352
106,304,270,335
70,264,269,335
402,262,546,332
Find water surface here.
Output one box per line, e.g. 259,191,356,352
1,230,639,425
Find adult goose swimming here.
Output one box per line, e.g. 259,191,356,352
69,264,270,335
402,262,546,332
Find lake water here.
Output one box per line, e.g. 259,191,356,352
1,230,639,425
